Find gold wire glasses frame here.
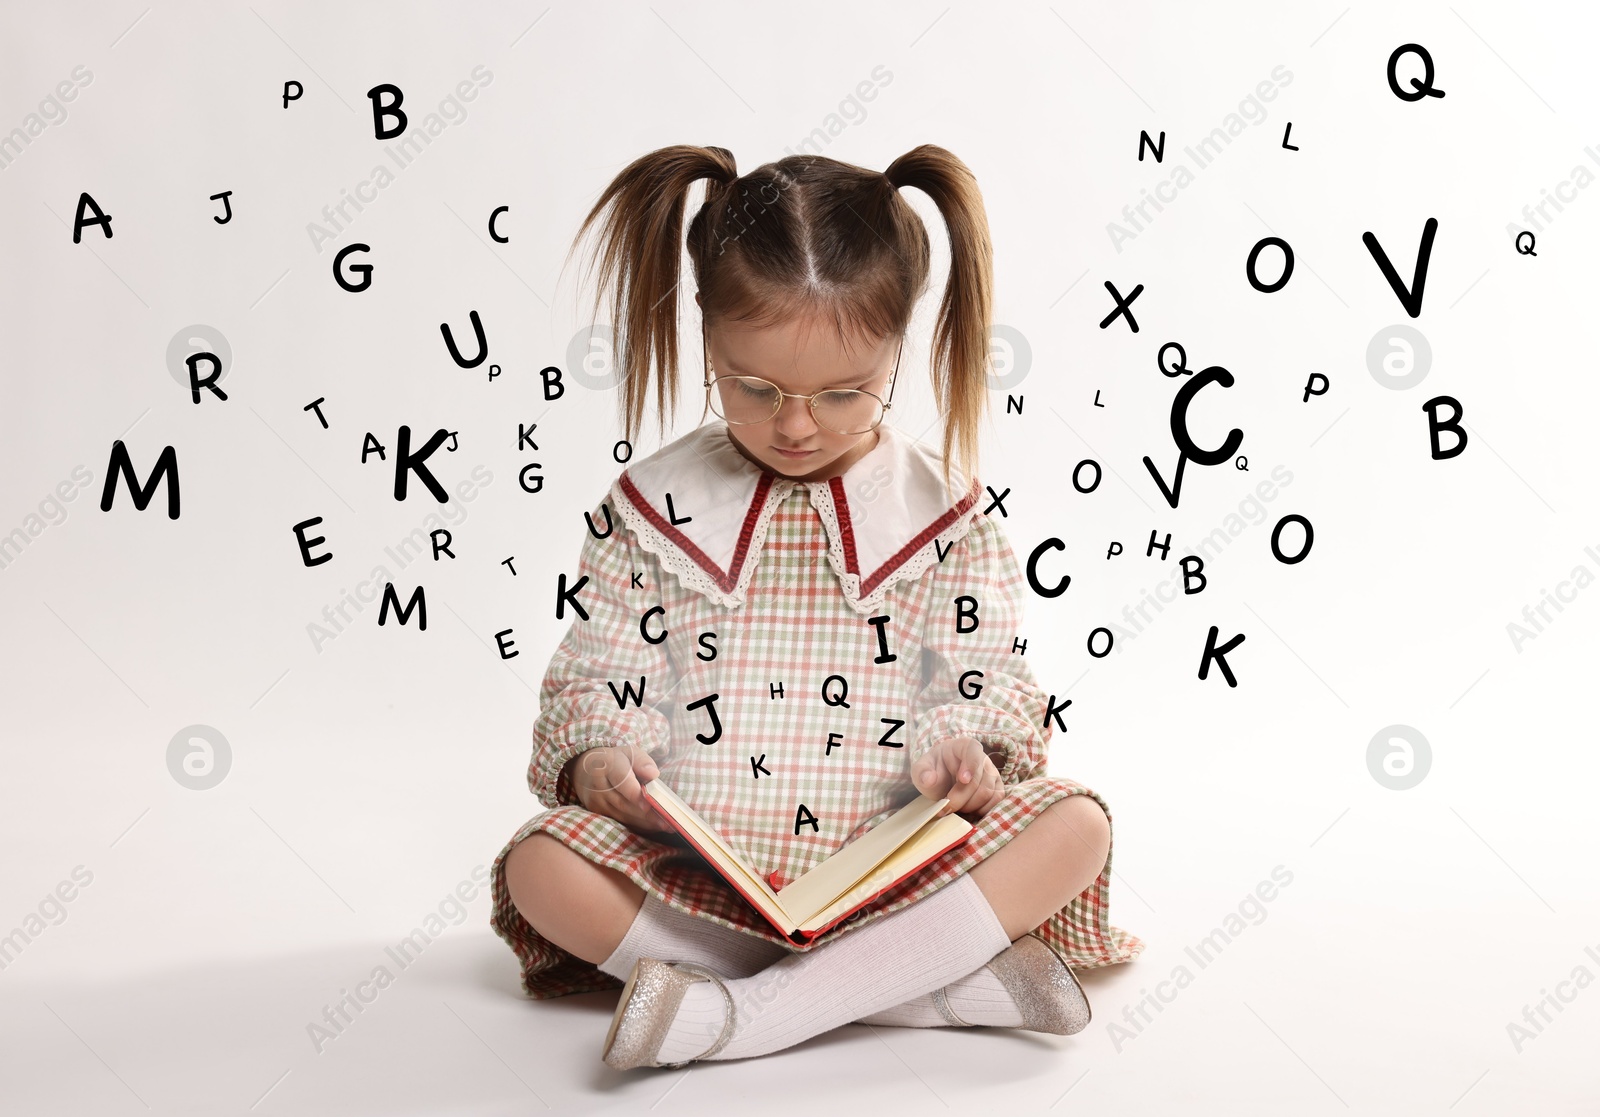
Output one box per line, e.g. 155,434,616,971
701,320,903,436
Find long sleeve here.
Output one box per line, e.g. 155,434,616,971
526,497,677,810
906,511,1054,787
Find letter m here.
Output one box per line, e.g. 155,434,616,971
100,440,180,519
377,583,427,629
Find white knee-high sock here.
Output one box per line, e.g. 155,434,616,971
598,892,792,981
855,963,1024,1027
657,872,1012,1062
599,888,1015,1026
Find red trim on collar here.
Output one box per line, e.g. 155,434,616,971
856,476,982,597
617,471,776,592
826,476,860,576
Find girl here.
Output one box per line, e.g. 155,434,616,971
490,144,1143,1068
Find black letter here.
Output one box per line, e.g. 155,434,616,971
1422,395,1468,459
292,517,332,566
366,83,407,139
391,425,451,502
334,243,372,292
440,310,487,368
1362,218,1438,318
72,192,112,243
100,441,179,520
1245,237,1294,293
378,583,427,629
1198,625,1245,686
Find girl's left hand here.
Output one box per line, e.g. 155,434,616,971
910,736,1005,819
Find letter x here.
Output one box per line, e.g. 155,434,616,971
1098,280,1145,333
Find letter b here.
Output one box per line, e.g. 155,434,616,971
1422,395,1467,460
366,84,407,140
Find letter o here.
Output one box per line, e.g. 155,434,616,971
1087,627,1114,658
1270,514,1313,564
1072,459,1102,494
1246,237,1294,293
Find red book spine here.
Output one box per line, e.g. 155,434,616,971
642,788,794,940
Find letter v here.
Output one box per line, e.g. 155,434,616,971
1362,218,1438,319
1142,451,1188,510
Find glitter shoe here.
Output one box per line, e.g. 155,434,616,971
931,932,1092,1035
600,957,737,1070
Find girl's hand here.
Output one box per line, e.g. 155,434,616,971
566,744,678,837
909,736,1005,819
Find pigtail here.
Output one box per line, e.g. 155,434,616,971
564,145,738,446
883,146,995,499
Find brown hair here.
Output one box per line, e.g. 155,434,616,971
564,144,995,497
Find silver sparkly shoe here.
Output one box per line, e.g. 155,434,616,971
931,932,1092,1035
600,957,737,1070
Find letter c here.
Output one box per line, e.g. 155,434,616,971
1172,365,1244,466
641,604,668,644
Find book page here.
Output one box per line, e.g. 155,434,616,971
642,779,793,925
798,813,975,935
775,794,948,924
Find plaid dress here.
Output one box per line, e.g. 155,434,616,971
490,421,1144,998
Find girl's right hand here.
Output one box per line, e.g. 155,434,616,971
568,744,676,836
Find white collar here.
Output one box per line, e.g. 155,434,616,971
609,421,982,615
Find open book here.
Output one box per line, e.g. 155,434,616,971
641,778,974,944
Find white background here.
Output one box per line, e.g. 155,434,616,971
1,1,1595,1113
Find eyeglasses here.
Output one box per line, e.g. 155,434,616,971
701,319,901,436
